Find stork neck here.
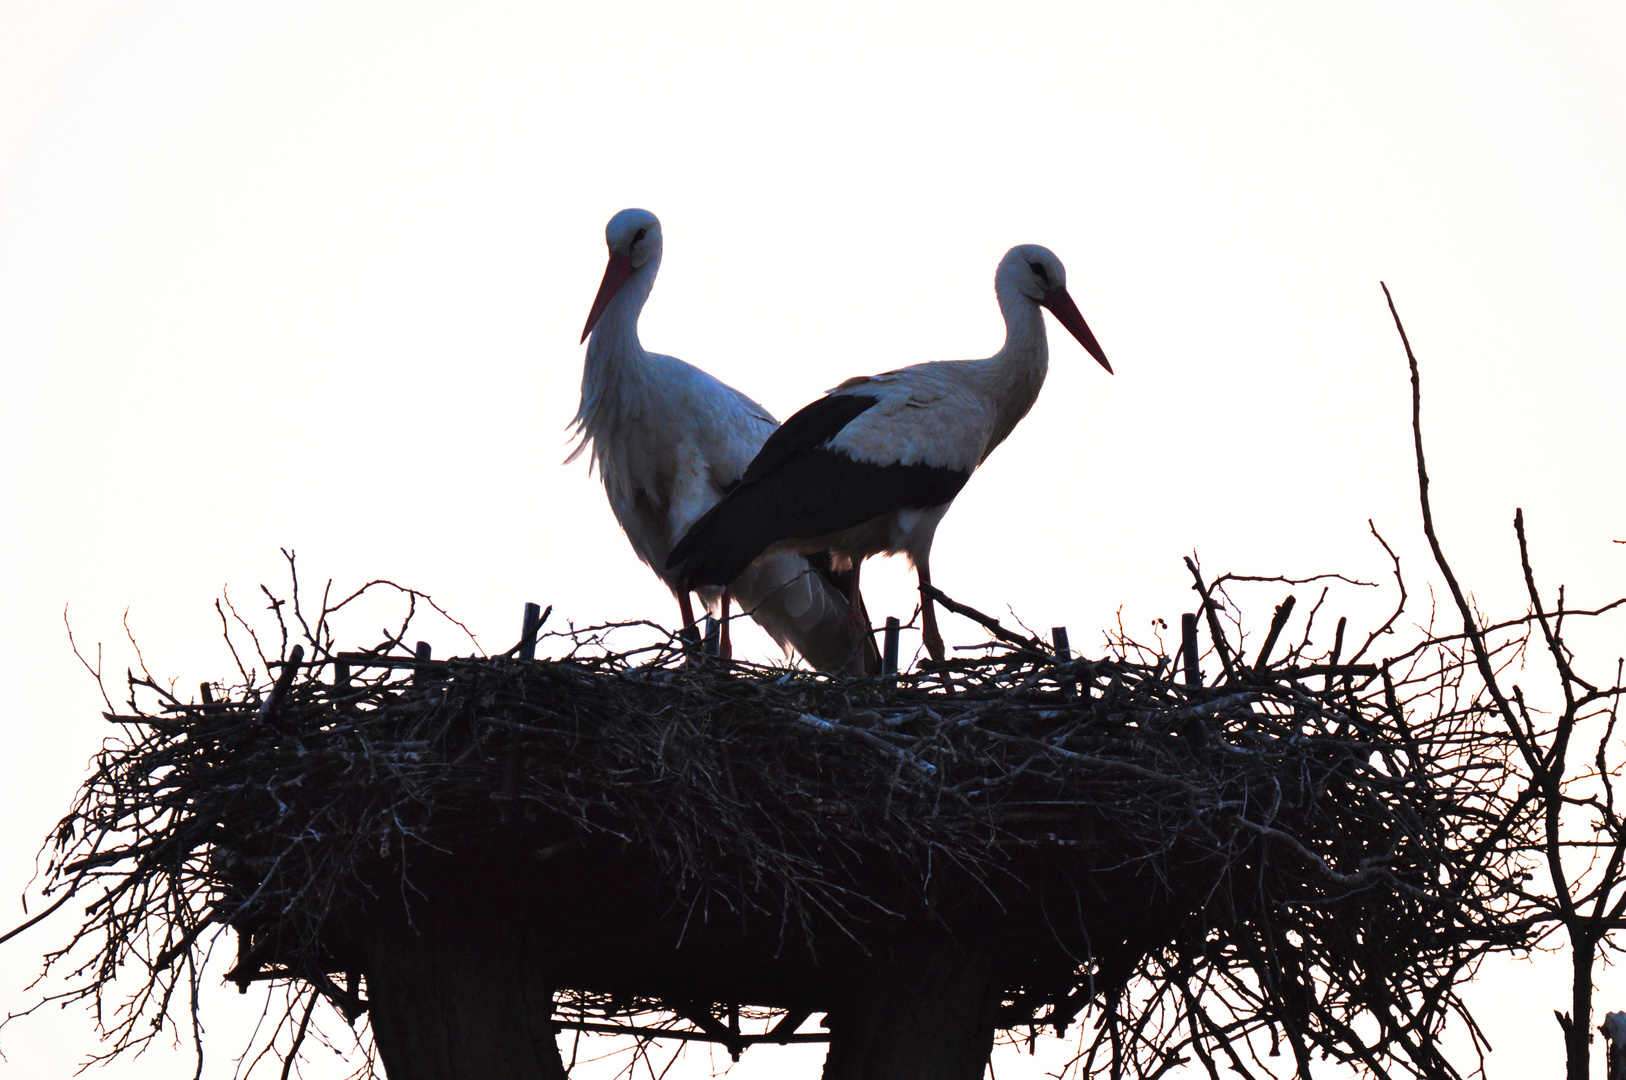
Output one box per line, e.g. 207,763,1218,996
585,259,659,365
968,284,1050,455
994,285,1049,369
576,257,661,442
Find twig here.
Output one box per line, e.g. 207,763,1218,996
919,583,1053,658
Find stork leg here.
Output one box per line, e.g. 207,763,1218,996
678,592,702,663
847,560,871,676
718,589,732,661
918,561,945,663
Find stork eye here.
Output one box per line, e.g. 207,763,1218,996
633,227,648,243
1029,261,1049,283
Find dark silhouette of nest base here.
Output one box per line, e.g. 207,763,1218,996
60,618,1514,1078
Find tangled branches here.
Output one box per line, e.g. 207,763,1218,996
6,553,1538,1080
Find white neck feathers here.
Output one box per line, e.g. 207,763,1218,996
586,257,659,361
570,258,660,462
968,279,1050,457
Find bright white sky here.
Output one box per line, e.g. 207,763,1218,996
2,2,1623,1077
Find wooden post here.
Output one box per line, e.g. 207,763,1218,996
1051,627,1074,698
414,641,432,686
519,602,542,663
362,902,568,1080
882,617,901,675
702,616,720,657
1328,615,1348,695
1181,614,1200,687
334,659,351,693
199,682,214,706
823,948,999,1080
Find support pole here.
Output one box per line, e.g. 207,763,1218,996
882,617,900,675
414,641,432,686
822,948,999,1080
1052,627,1074,698
362,903,567,1080
519,602,543,663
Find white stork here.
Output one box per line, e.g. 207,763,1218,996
569,208,875,672
667,243,1112,667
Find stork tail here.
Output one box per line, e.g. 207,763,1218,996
730,552,881,674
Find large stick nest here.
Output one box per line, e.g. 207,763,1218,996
22,562,1527,1079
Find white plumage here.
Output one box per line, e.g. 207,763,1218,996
669,243,1112,668
570,208,872,672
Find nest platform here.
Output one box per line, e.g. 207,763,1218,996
37,584,1520,1080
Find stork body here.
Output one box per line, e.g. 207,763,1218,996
668,244,1113,665
570,209,873,672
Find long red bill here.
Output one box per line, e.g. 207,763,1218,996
1042,288,1113,374
580,253,635,343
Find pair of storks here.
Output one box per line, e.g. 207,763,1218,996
569,209,1112,674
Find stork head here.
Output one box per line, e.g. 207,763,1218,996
606,207,663,268
997,244,1112,374
582,208,664,342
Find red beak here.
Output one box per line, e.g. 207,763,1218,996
580,252,635,343
1041,288,1113,374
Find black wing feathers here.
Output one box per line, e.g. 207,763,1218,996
669,455,969,588
740,393,880,485
668,389,972,589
